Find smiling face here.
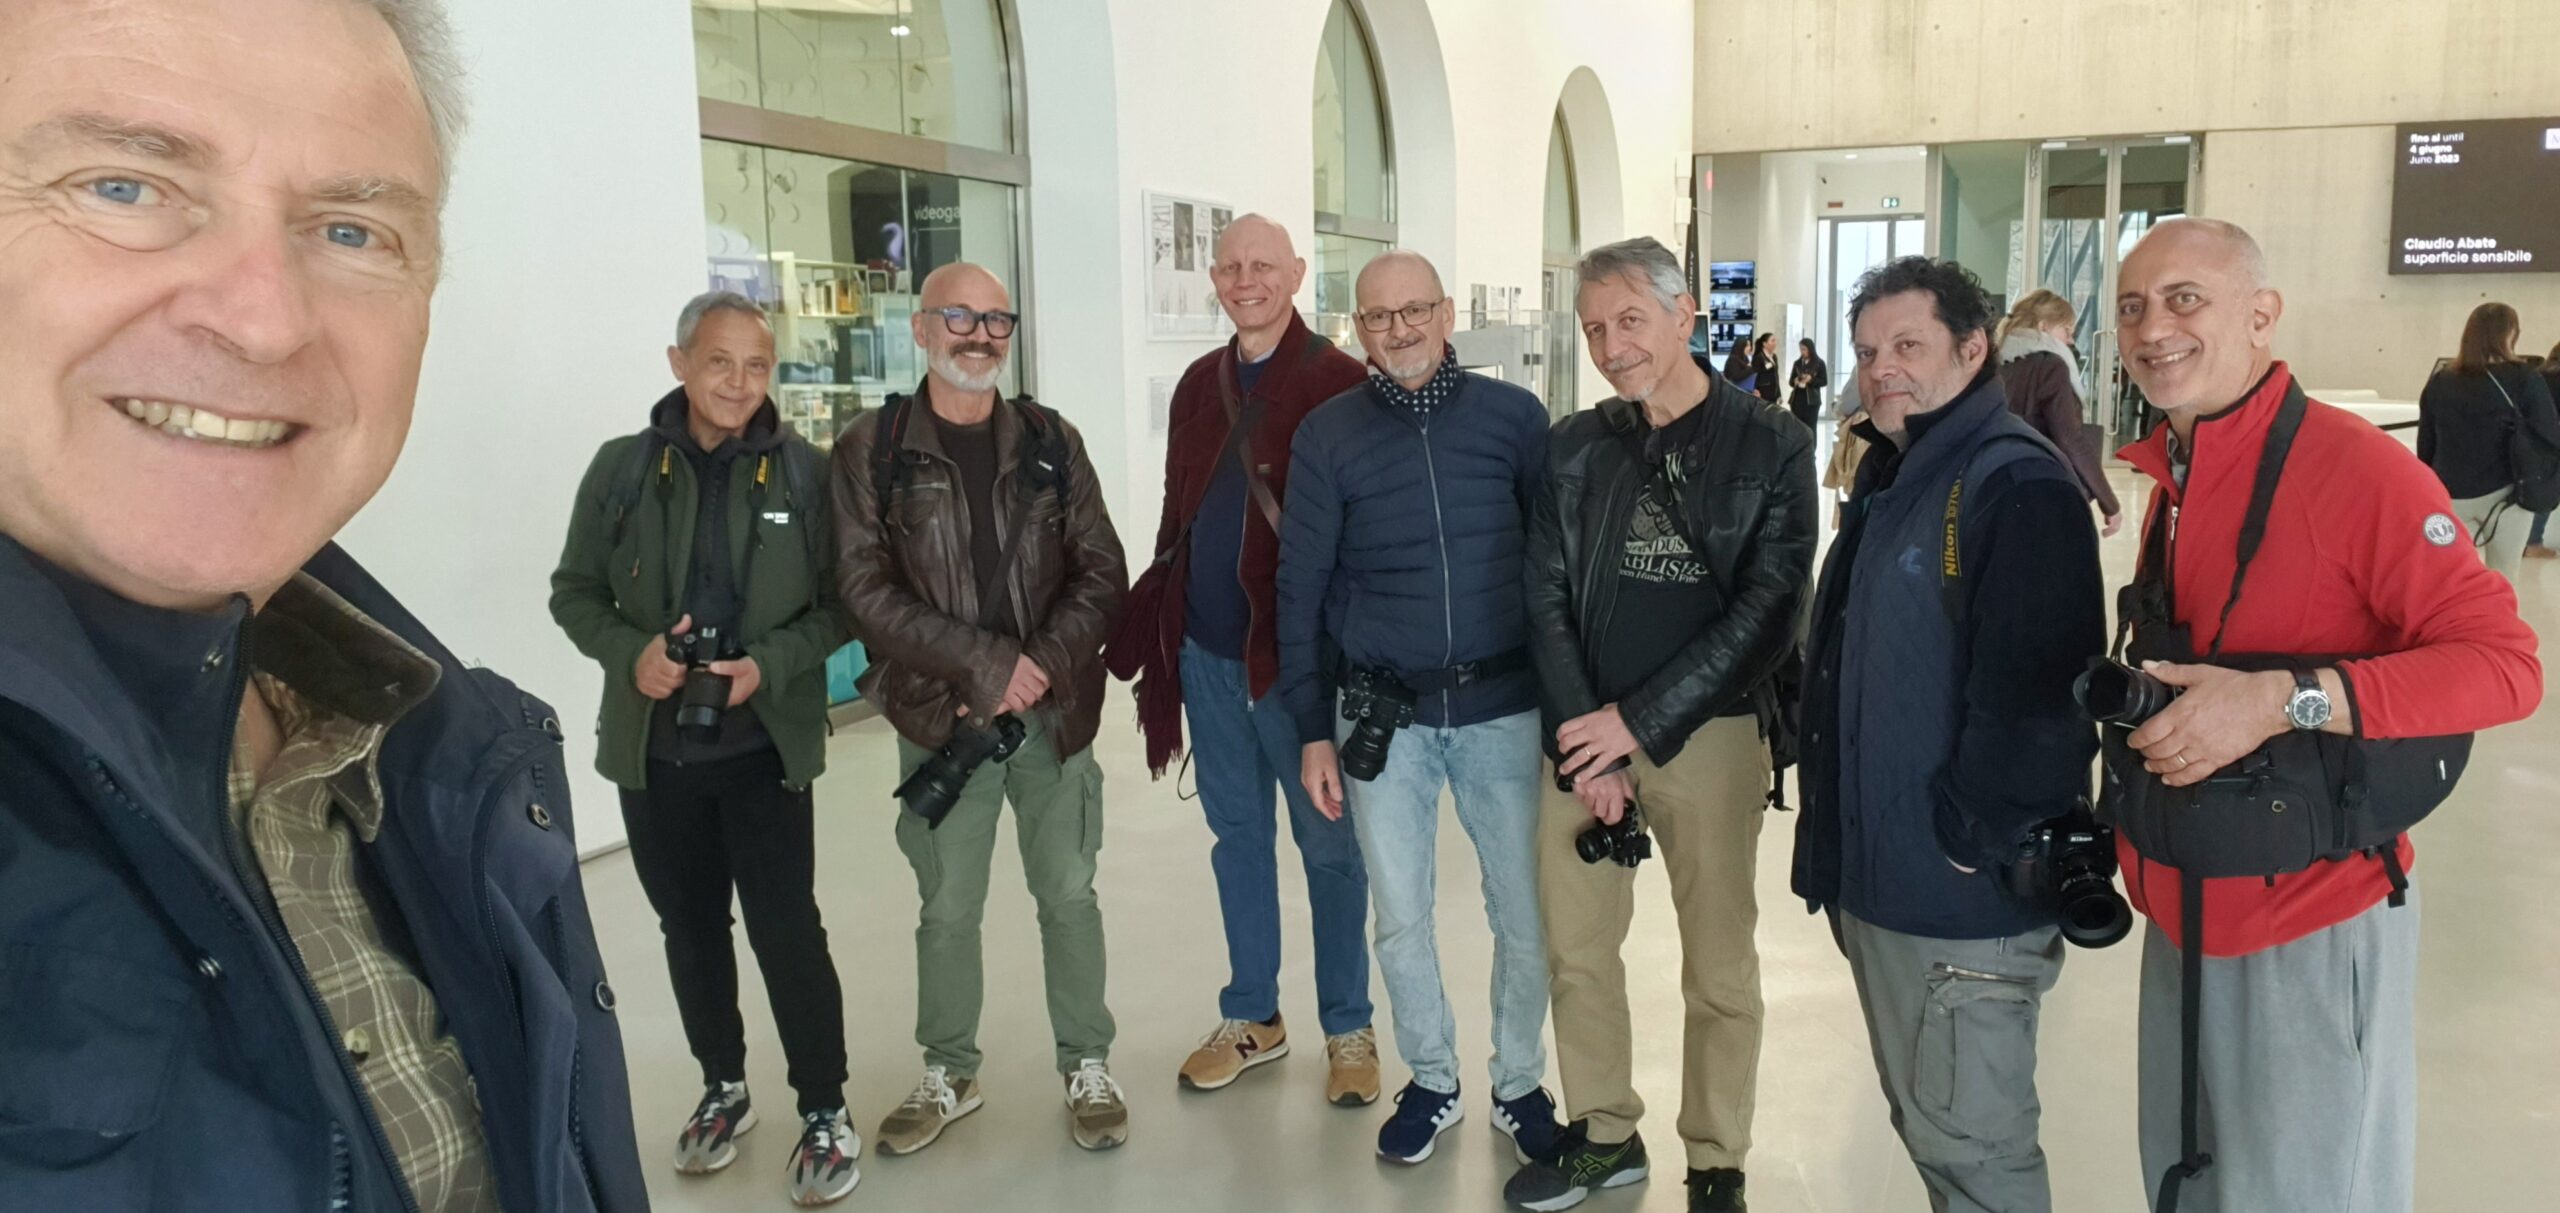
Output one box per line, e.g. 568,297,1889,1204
1210,216,1306,339
911,263,1013,395
0,0,443,610
2116,222,2282,421
1851,290,1988,438
1353,252,1454,388
1577,270,1696,403
669,309,775,440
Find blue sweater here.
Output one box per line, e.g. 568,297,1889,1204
1275,372,1550,743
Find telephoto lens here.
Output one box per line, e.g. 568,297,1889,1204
1574,801,1653,869
2073,656,2179,728
670,625,734,744
895,714,1028,828
1336,668,1418,782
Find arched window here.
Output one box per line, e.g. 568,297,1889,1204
1312,0,1396,317
1540,110,1580,415
692,1,1029,448
1544,112,1579,260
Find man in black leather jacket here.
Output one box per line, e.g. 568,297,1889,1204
1506,238,1816,1213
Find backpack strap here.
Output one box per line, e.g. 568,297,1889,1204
605,431,672,553
1937,431,2062,628
775,438,828,611
2205,381,2308,660
871,394,914,526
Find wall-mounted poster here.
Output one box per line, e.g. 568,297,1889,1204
1147,190,1236,340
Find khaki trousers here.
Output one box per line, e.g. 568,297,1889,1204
1538,713,1769,1170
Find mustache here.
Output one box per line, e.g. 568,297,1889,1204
953,342,999,359
1603,353,1646,374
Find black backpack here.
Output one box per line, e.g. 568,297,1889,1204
865,393,1072,525
2488,368,2560,512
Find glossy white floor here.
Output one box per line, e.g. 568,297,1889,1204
587,468,2560,1212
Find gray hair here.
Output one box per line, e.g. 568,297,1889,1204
1577,237,1689,315
676,290,771,350
359,0,469,188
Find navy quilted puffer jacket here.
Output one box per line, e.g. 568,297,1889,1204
1275,371,1551,742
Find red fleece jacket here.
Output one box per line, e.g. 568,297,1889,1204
2116,363,2542,956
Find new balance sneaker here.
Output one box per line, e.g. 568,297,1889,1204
1492,1086,1563,1164
1325,1028,1382,1107
1376,1081,1463,1164
1686,1167,1748,1212
1065,1059,1130,1150
787,1108,860,1207
875,1066,982,1156
1502,1122,1650,1212
672,1080,756,1175
1178,1016,1290,1090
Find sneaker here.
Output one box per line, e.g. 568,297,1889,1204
1376,1081,1463,1164
1325,1028,1382,1107
1065,1059,1130,1150
787,1108,860,1207
875,1066,982,1156
2529,544,2559,560
1178,1016,1291,1090
1686,1167,1748,1212
1492,1086,1563,1164
1503,1122,1650,1212
673,1081,756,1175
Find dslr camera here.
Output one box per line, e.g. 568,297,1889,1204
2074,657,2179,728
2001,803,2133,949
1336,666,1418,783
896,714,1028,829
1574,797,1652,870
666,624,744,745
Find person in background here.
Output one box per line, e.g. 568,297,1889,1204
1788,337,1830,432
1751,332,1783,405
2527,339,2560,558
1277,250,1562,1168
1132,215,1380,1105
2417,301,2560,577
1724,337,1755,387
1994,289,2124,537
550,291,855,1204
0,0,646,1208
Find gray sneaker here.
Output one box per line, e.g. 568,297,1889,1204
787,1108,859,1206
1065,1059,1129,1151
673,1081,756,1175
876,1066,982,1156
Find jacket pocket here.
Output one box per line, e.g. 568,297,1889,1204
0,944,194,1136
1908,962,2041,1159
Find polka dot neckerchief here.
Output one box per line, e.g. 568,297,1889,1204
1368,343,1463,414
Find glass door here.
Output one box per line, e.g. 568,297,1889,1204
1822,216,1929,392
2023,137,2195,442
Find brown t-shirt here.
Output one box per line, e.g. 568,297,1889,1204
932,409,1014,635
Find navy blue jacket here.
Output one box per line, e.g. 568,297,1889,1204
0,538,646,1212
1276,371,1550,743
1793,376,2104,939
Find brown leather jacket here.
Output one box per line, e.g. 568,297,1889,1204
830,393,1127,756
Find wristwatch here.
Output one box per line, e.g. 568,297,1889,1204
2285,670,2334,731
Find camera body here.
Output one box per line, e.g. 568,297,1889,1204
1575,800,1652,869
2074,656,2179,728
1336,666,1418,783
896,714,1028,828
2001,804,2133,948
666,624,744,744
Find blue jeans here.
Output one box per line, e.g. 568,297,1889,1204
1341,707,1549,1099
1180,639,1373,1035
2533,509,2550,546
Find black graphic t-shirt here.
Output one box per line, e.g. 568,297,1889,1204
1593,409,1721,704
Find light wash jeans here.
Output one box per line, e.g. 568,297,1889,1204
1339,708,1549,1099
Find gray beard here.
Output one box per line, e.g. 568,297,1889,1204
930,351,1003,394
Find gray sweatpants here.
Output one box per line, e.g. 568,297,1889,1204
1838,911,2066,1213
2138,892,2420,1213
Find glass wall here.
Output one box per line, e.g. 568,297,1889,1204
1313,0,1396,328
1938,140,2031,309
1539,112,1582,418
693,0,1013,153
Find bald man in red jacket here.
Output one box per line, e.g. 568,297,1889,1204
2110,218,2540,1213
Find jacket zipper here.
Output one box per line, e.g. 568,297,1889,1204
207,645,426,1213
1417,407,1456,722
1930,961,2037,986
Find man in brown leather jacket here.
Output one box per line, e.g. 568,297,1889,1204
829,262,1132,1156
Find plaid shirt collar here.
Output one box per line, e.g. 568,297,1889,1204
235,574,442,835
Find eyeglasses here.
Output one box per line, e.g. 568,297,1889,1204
932,307,1019,338
1355,299,1447,333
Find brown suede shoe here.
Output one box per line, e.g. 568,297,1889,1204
1066,1060,1129,1151
1178,1016,1290,1091
1326,1027,1381,1107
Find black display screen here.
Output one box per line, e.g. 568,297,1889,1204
2389,119,2560,275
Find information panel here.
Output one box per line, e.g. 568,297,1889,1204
2390,119,2560,275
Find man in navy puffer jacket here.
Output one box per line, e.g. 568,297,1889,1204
1276,250,1561,1168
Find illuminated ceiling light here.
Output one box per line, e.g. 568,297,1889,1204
890,23,912,36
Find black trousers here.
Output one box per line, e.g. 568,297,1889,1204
619,748,847,1114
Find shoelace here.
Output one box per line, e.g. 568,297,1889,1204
799,1112,843,1159
1199,1019,1253,1050
1328,1031,1375,1067
1066,1061,1121,1108
689,1083,741,1127
903,1067,957,1114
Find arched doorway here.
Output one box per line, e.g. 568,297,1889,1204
1312,0,1396,324
1541,110,1580,416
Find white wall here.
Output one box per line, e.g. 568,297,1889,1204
339,0,709,854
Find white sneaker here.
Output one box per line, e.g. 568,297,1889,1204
787,1108,860,1206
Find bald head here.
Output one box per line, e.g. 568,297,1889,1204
919,261,1011,313
2128,217,2269,291
1357,249,1447,305
911,262,1014,398
1212,214,1308,348
2117,217,2283,424
1216,213,1295,263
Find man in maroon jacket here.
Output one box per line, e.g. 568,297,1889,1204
1144,215,1380,1104
2112,218,2541,1212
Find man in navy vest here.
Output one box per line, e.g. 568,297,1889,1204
1793,257,2105,1213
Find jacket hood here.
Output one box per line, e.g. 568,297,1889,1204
1999,328,2081,379
649,386,785,454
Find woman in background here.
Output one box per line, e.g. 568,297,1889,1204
1993,289,2122,536
1724,338,1754,385
1788,337,1830,431
2418,301,2560,577
2533,339,2560,559
1751,331,1782,404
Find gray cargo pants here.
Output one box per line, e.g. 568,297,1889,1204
2138,892,2420,1213
1837,910,2066,1213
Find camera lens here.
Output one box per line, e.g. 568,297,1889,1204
2075,658,2177,728
1574,823,1616,865
676,667,732,744
1340,720,1395,783
2056,872,2133,948
895,715,1027,828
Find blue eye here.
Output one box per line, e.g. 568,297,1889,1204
323,223,373,250
89,178,146,205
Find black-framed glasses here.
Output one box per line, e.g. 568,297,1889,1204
1355,299,1447,333
933,306,1019,338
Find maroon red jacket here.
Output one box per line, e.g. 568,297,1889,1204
1147,310,1367,701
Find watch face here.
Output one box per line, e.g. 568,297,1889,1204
2290,690,2333,729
